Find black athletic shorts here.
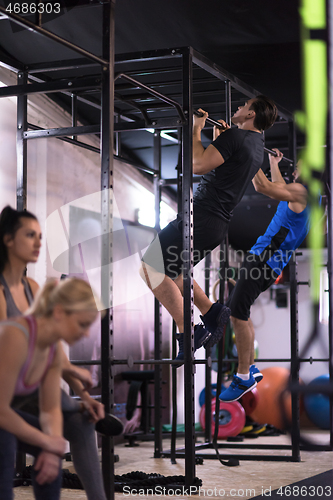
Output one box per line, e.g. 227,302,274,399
141,208,229,280
225,252,279,321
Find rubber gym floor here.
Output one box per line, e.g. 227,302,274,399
13,430,332,499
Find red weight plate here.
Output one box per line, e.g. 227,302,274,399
240,387,259,416
200,400,246,439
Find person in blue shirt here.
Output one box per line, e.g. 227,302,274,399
219,149,309,402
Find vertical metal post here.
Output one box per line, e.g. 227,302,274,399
327,0,333,450
327,131,333,450
288,120,301,461
289,251,301,462
204,253,212,443
171,133,183,463
16,71,27,211
182,48,195,486
170,320,178,463
225,80,231,126
288,119,297,182
15,70,28,478
100,1,115,499
153,130,163,457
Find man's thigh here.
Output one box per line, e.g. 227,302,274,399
142,210,229,279
226,256,278,320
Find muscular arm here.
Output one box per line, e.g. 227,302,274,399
192,109,226,175
253,147,286,191
268,148,286,183
253,168,308,216
253,168,307,203
253,147,307,210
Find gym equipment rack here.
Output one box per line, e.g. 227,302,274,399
0,2,332,498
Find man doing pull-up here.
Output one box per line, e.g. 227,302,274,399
140,96,278,364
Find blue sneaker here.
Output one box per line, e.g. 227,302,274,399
250,364,263,383
219,375,257,402
200,303,231,349
173,324,211,367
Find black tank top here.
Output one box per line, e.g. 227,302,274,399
0,274,34,317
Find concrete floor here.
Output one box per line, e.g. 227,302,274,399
13,431,332,499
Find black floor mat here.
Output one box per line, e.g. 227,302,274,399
251,469,333,499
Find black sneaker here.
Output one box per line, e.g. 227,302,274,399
201,303,231,349
194,323,212,350
173,324,211,367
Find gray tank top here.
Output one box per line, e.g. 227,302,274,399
0,274,34,317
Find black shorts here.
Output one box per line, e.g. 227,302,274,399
225,253,279,321
142,208,229,279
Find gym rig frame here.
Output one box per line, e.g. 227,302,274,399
0,1,332,499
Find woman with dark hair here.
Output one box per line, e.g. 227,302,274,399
0,206,40,313
0,206,121,500
0,276,99,500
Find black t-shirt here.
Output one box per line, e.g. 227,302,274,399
193,128,264,221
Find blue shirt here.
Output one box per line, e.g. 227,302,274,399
249,201,310,275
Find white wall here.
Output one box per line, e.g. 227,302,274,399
0,66,176,398
0,66,176,276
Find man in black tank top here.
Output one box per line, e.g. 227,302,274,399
141,96,278,363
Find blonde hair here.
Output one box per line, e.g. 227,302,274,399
27,277,103,317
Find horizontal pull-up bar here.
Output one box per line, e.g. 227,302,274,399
263,146,293,165
115,73,187,124
0,6,109,66
193,110,294,165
